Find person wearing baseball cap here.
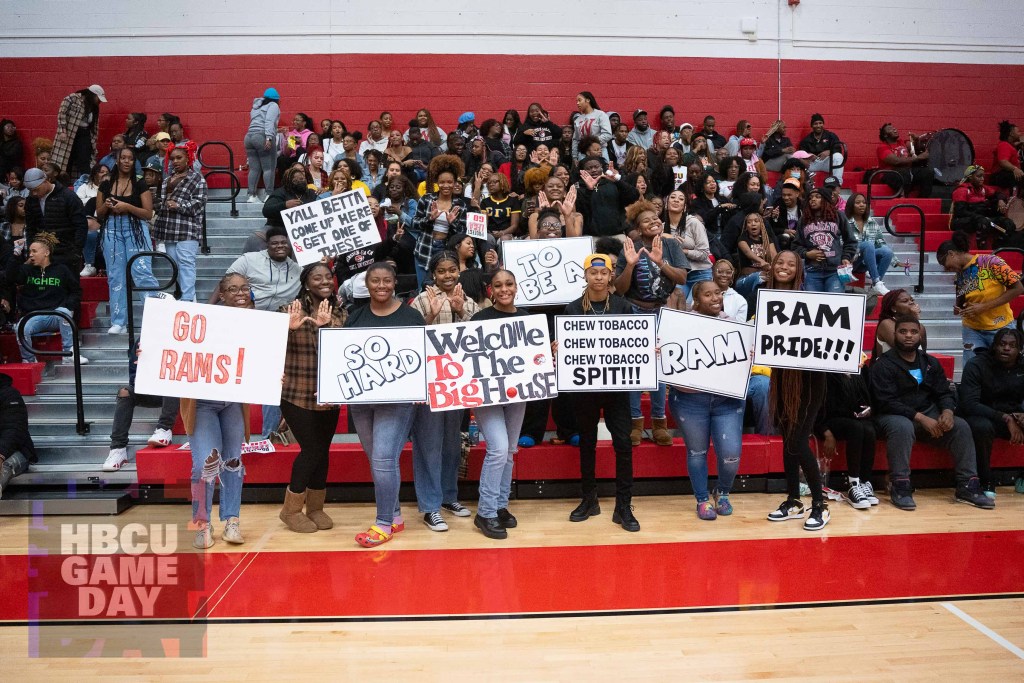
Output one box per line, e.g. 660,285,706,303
798,113,845,185
22,167,89,277
950,163,1015,248
51,86,106,177
245,87,282,202
562,252,640,532
627,109,654,149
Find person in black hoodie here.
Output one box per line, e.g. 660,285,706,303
957,327,1024,497
262,165,319,228
0,371,35,498
871,315,992,511
574,156,639,238
792,188,856,293
817,368,878,510
3,231,88,365
513,103,562,151
22,167,87,275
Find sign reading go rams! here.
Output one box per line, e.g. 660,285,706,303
657,308,755,400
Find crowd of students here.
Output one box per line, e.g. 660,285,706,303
1,87,1023,549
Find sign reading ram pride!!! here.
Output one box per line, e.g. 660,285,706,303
317,327,427,404
657,308,755,400
424,314,556,411
281,190,381,266
753,289,866,374
555,314,658,391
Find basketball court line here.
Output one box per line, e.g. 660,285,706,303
941,602,1024,659
192,523,276,620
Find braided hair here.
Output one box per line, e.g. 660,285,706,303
297,262,343,321
103,147,148,249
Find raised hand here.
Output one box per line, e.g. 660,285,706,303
287,300,309,330
427,287,445,321
537,191,550,210
428,200,441,221
446,206,462,224
623,238,640,266
562,185,578,215
312,298,333,327
580,171,600,191
449,283,466,314
649,235,664,264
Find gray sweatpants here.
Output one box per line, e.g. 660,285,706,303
244,132,277,196
874,406,978,485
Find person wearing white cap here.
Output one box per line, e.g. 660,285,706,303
51,86,106,177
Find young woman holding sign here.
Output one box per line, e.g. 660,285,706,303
763,250,830,531
563,253,639,532
185,273,255,549
666,280,745,521
278,263,347,534
409,251,480,531
470,269,529,539
346,262,425,547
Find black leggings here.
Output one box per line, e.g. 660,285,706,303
826,417,876,483
781,372,826,506
280,400,340,492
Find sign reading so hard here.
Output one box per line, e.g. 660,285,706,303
657,309,756,399
281,190,381,267
502,237,593,306
317,327,427,404
134,297,289,404
753,290,867,374
555,314,657,391
424,314,556,411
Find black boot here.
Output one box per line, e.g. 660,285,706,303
612,497,640,532
569,491,600,522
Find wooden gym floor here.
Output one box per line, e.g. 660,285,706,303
1,489,1022,680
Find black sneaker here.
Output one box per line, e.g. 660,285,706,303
441,502,472,517
890,478,916,511
955,477,995,509
423,511,449,531
846,483,871,510
803,504,830,531
496,508,518,528
474,514,508,539
767,498,804,521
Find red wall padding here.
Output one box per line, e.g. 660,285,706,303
3,54,1022,175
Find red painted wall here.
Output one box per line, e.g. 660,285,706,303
2,53,1022,175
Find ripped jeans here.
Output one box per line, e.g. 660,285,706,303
189,400,245,524
668,389,744,502
962,325,1007,363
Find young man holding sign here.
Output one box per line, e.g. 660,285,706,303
562,253,639,532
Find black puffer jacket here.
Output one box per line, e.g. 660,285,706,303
0,373,35,463
24,183,87,267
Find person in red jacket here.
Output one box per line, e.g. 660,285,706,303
950,165,1016,248
876,123,933,198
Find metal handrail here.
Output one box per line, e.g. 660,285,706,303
198,141,242,253
126,251,180,353
16,309,90,435
883,204,926,294
865,168,906,212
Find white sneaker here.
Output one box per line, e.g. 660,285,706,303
223,517,244,544
102,448,128,471
193,524,214,549
872,280,890,296
246,195,261,204
107,324,126,334
80,264,98,277
154,242,167,254
61,356,89,365
147,428,173,448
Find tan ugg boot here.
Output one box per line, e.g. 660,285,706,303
279,488,318,533
652,417,673,446
304,488,334,530
630,418,645,446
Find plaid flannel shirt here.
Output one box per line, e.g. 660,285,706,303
412,193,469,269
153,169,208,242
281,303,347,410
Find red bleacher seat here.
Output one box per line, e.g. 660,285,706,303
79,277,108,302
0,362,45,395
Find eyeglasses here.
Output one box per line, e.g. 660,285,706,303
223,285,251,295
539,221,562,229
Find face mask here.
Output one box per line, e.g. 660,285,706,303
789,170,801,178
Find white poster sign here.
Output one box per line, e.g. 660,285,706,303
657,308,755,400
424,314,556,411
555,314,658,391
753,290,867,373
280,190,381,266
317,327,427,404
465,212,488,239
502,237,593,306
135,297,289,404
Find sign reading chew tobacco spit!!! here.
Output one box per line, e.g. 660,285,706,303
317,327,427,403
753,290,866,374
134,297,288,405
555,314,658,391
423,314,556,411
281,190,381,266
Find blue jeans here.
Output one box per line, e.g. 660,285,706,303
84,229,100,266
857,242,893,282
630,303,666,419
410,404,463,512
103,218,158,328
803,267,842,293
189,400,245,524
164,239,200,302
668,389,744,501
734,272,763,299
350,403,416,528
963,325,1007,363
262,404,282,440
475,402,527,518
679,267,712,300
18,306,73,362
746,374,774,435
